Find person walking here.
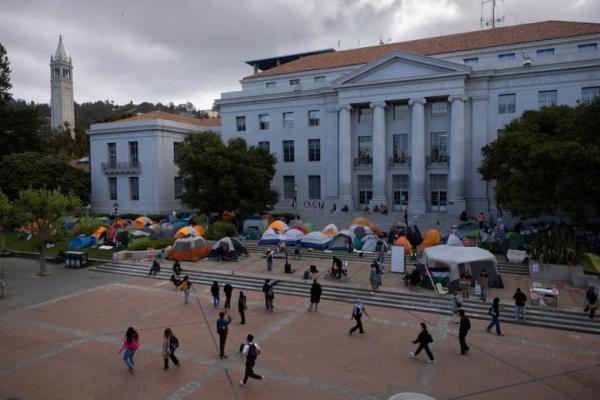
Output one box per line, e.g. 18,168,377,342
450,292,462,324
409,322,435,363
118,327,139,372
238,291,247,324
262,280,271,310
217,311,232,359
149,259,160,277
585,287,597,319
477,271,488,302
458,309,471,355
513,288,527,321
308,278,322,312
369,263,378,293
180,276,192,305
239,334,264,387
210,281,220,309
349,299,369,335
266,249,273,272
477,211,485,230
486,297,504,336
224,282,233,309
163,328,180,369
172,259,182,276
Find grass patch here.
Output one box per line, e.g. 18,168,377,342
3,232,115,260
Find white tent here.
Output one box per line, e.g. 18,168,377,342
280,228,305,245
300,231,331,249
321,223,339,236
258,228,281,245
446,234,463,247
328,229,356,252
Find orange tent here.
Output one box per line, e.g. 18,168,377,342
193,225,206,236
175,226,198,239
268,220,288,234
92,226,107,238
322,223,339,236
350,217,382,237
394,235,412,254
133,216,153,228
113,218,128,228
420,229,442,250
168,237,209,261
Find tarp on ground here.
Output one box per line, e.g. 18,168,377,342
259,228,281,245
68,234,97,250
133,216,153,229
168,236,209,261
420,229,442,250
360,234,388,253
581,253,600,274
328,230,355,252
268,220,289,234
280,228,305,245
350,217,382,237
241,227,261,240
175,226,198,239
300,231,332,249
322,224,339,236
421,245,503,288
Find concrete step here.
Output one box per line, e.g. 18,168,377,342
92,262,600,335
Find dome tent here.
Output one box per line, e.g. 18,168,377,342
169,237,209,261
259,228,281,245
328,230,355,252
300,231,331,249
280,228,305,245
322,223,339,237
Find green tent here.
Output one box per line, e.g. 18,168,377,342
581,253,600,274
241,228,261,240
302,223,317,232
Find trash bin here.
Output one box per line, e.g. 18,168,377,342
64,251,89,269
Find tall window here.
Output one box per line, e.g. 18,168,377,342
357,175,373,205
289,79,300,86
578,43,597,52
392,134,409,162
128,141,139,167
358,107,372,124
108,177,117,200
430,174,448,209
431,102,448,117
283,140,295,162
52,68,59,78
308,139,320,161
107,143,116,166
258,141,270,152
392,175,409,208
392,105,408,120
357,136,372,165
536,48,554,57
236,116,246,131
463,57,478,65
308,175,321,199
430,132,448,162
259,114,270,130
498,94,516,114
129,177,139,201
174,177,182,199
283,112,294,128
308,110,320,127
174,142,182,165
582,87,600,104
283,176,295,199
498,53,515,61
538,90,557,107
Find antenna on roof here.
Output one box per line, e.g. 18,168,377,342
378,17,391,45
357,37,361,48
337,40,341,50
480,0,505,29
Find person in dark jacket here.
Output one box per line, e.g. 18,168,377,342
216,311,231,359
172,260,182,276
409,322,435,363
223,282,233,309
149,259,160,277
585,287,598,319
486,297,503,336
308,278,322,312
513,288,527,321
238,291,247,324
349,299,369,335
458,309,471,354
262,279,271,310
211,281,220,309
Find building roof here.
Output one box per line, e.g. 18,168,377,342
245,49,335,72
246,20,600,79
54,35,69,61
125,111,221,127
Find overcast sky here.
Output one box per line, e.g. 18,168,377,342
1,0,598,109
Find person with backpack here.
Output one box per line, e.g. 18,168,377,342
238,291,247,324
224,282,233,309
239,334,264,387
180,276,192,305
210,281,220,309
513,288,527,321
349,299,369,335
217,311,232,359
409,322,435,363
163,328,180,369
458,309,471,355
585,287,598,319
266,249,273,272
486,297,504,336
308,278,322,312
118,327,139,372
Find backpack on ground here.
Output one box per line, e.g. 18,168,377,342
170,336,179,350
247,343,258,361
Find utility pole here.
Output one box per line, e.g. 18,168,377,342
481,0,504,29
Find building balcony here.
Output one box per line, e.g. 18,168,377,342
101,161,141,175
388,156,411,168
353,157,372,169
426,154,449,167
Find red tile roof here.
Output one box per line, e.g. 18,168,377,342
246,21,600,79
125,111,221,126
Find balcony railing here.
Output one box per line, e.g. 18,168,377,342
426,154,450,166
388,156,411,167
353,157,372,169
101,161,141,175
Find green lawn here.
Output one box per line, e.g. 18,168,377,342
3,232,116,260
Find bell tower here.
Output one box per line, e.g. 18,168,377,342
50,35,75,136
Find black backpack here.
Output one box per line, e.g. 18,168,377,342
170,336,179,350
247,343,258,361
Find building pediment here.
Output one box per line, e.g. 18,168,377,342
332,50,471,87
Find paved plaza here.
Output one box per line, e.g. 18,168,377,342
1,258,600,400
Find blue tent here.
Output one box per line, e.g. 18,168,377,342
300,231,331,249
68,235,97,250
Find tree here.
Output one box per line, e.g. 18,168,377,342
0,42,11,104
178,132,279,217
0,191,12,251
16,188,80,275
0,152,90,202
479,98,600,222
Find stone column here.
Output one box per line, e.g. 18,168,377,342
448,95,467,214
370,101,387,206
470,94,489,215
338,105,353,209
408,97,427,214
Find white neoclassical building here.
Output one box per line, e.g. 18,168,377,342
89,111,220,215
217,20,600,216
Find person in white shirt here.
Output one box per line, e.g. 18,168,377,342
239,334,264,387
